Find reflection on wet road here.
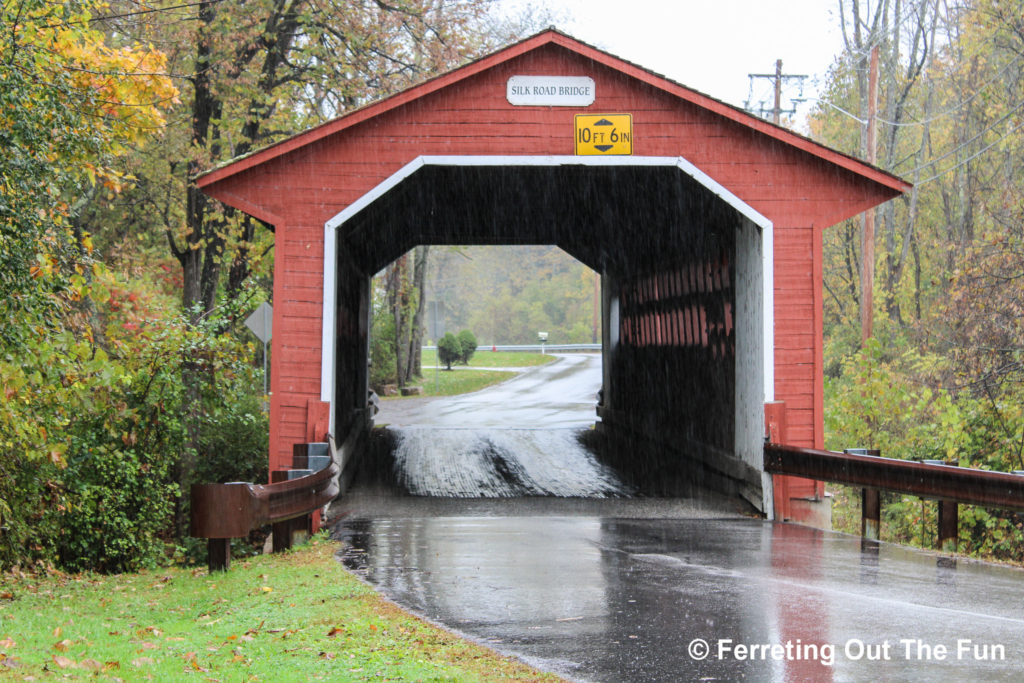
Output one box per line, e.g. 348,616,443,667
332,499,1024,682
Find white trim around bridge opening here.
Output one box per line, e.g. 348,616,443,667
321,155,776,430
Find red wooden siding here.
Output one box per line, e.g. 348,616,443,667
198,31,907,473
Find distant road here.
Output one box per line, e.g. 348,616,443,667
377,353,601,429
423,343,601,353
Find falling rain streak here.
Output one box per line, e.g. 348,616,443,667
390,427,631,498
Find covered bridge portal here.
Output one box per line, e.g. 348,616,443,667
197,30,909,521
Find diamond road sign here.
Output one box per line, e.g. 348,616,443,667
574,114,632,155
244,302,273,343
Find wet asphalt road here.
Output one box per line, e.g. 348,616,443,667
332,503,1024,682
334,353,1024,681
377,353,602,429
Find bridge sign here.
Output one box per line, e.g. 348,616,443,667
245,301,273,343
507,75,595,106
574,114,632,155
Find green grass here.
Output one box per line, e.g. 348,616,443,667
401,368,516,398
0,537,560,682
382,351,558,399
419,350,556,369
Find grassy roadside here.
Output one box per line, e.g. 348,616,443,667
419,350,556,369
386,352,557,399
408,368,517,398
0,537,560,682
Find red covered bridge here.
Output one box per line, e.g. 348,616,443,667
197,30,908,521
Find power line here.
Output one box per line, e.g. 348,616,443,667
875,53,1024,128
917,118,1024,186
42,0,226,29
908,97,1024,176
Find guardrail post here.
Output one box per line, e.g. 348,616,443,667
272,515,311,553
846,449,881,540
923,459,959,553
861,488,881,540
209,538,231,572
938,500,958,552
272,519,293,553
764,401,788,520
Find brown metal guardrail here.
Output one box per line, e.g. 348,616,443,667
764,443,1024,551
191,427,363,571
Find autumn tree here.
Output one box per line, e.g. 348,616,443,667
940,0,1024,474
0,0,185,570
814,0,1024,561
83,1,526,324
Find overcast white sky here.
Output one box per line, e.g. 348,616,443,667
498,0,847,126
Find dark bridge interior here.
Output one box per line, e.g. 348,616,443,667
331,159,768,511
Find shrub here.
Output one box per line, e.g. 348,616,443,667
456,329,477,364
437,333,462,370
0,291,274,573
196,396,269,486
369,305,397,390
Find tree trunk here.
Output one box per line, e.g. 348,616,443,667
388,254,411,387
406,246,430,380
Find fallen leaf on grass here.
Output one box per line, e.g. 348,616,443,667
52,655,75,669
131,657,155,667
0,592,13,600
0,637,14,648
80,658,102,671
53,639,71,652
184,652,208,672
326,626,344,637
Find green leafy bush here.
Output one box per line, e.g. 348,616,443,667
196,390,270,486
0,295,272,573
437,333,462,370
370,300,397,390
456,329,477,364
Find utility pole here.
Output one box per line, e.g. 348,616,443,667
860,45,879,346
772,59,783,125
746,59,808,125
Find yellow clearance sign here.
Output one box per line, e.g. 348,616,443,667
574,114,632,155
